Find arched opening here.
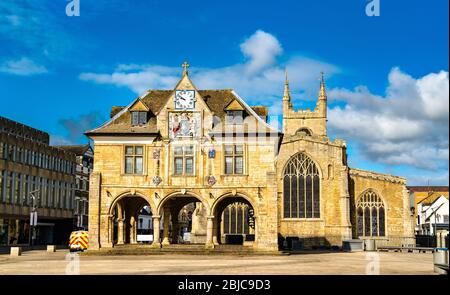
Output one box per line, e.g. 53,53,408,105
295,127,313,136
158,194,206,245
213,195,256,246
110,195,153,246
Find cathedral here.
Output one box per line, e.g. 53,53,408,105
86,62,415,251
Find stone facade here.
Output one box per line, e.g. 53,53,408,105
86,65,414,251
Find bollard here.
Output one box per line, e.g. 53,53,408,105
433,248,449,275
10,247,22,256
47,245,56,253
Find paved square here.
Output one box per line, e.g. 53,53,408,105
0,250,435,275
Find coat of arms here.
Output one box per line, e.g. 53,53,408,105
169,112,200,139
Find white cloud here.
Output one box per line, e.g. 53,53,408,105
0,57,48,76
78,30,449,183
79,30,339,113
328,68,449,171
240,30,283,75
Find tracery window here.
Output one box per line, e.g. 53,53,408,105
222,202,254,234
356,190,385,237
283,153,320,218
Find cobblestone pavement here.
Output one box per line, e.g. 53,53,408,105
0,250,435,275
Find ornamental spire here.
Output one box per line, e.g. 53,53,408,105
283,68,291,101
319,71,327,100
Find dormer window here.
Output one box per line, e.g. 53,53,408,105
226,110,244,124
131,111,147,126
224,99,246,125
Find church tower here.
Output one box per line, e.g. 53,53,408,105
282,72,328,137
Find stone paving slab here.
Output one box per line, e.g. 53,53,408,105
0,250,435,275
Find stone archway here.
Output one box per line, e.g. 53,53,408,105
110,195,153,246
212,194,257,246
157,192,210,246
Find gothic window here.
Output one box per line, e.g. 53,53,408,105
222,202,253,234
283,153,320,218
356,190,386,237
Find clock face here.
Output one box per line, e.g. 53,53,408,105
175,90,195,109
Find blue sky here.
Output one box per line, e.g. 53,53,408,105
0,0,448,185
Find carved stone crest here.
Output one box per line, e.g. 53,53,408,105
207,175,216,186
152,176,162,185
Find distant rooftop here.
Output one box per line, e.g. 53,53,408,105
407,186,449,193
55,144,91,156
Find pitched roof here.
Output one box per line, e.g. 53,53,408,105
418,193,449,206
251,106,269,118
55,144,91,155
86,89,278,136
407,186,449,192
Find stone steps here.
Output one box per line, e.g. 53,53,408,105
81,244,284,256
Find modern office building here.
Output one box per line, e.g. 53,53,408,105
56,144,93,230
0,116,76,246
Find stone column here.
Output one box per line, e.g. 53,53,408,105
130,216,137,244
88,172,101,249
108,215,114,246
339,167,352,241
117,218,125,245
164,142,169,185
205,216,215,249
162,207,171,245
212,217,219,245
151,216,161,248
172,223,179,244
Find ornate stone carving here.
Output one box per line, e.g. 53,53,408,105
207,175,216,186
152,175,162,185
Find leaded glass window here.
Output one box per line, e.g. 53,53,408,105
173,145,194,176
222,202,252,234
224,145,244,175
131,111,147,126
356,190,386,237
124,146,144,175
283,153,320,218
